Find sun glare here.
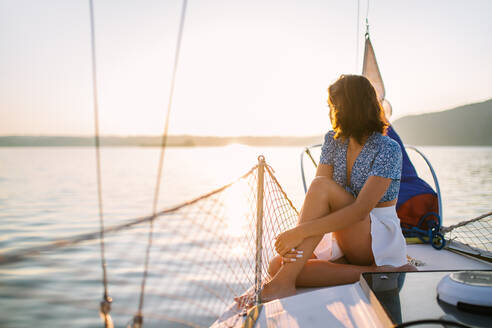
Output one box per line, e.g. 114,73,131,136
224,183,254,258
223,182,251,238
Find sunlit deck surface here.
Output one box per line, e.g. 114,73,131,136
213,244,492,328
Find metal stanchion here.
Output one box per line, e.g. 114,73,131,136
254,155,265,305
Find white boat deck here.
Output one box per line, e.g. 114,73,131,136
406,244,492,271
212,244,492,328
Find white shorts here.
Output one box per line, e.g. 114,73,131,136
313,205,407,267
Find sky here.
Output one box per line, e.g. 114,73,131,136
0,0,491,137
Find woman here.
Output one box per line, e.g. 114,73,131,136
238,74,415,306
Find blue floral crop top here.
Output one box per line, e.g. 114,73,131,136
319,130,402,202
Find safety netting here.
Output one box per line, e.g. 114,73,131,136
442,212,492,261
0,157,298,328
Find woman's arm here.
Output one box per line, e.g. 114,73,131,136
298,175,391,238
315,163,333,178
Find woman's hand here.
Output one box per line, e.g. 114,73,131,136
274,228,304,256
281,248,304,263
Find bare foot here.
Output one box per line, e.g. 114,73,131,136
234,281,296,310
397,263,418,272
260,281,296,303
378,263,418,272
234,292,255,310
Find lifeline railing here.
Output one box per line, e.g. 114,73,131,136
300,143,322,194
404,145,443,220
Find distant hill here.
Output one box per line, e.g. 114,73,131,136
0,135,323,147
3,99,490,147
392,99,492,145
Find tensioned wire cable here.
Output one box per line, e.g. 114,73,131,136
355,0,360,71
88,1,112,326
134,0,189,323
0,164,258,266
355,0,371,71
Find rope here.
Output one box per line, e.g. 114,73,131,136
0,164,258,266
442,211,492,257
355,0,360,71
0,161,264,326
441,211,492,233
135,0,189,322
265,165,299,217
88,1,112,326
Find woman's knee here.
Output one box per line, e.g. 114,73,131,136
308,177,354,208
307,176,336,198
299,177,339,223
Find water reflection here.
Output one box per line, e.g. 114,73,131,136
223,180,251,238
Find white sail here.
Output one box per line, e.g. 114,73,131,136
362,35,392,119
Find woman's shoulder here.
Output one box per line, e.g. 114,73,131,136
324,130,336,140
323,130,342,145
320,131,337,165
373,133,402,156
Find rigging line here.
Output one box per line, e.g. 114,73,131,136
355,0,360,72
136,0,189,317
264,165,299,216
88,0,110,303
0,164,258,266
441,211,492,233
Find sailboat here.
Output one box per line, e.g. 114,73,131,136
1,1,491,328
211,20,492,328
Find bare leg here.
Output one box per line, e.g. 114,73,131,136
268,254,416,288
267,255,348,283
260,177,358,300
296,259,416,287
292,260,375,287
248,177,414,305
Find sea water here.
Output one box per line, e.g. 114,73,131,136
0,146,491,327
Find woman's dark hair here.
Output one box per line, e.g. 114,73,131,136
328,74,388,144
